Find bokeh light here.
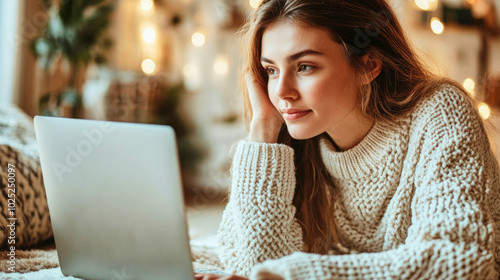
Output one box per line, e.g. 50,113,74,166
463,78,476,95
141,59,156,75
191,32,206,47
478,103,491,120
415,0,438,11
249,0,262,9
143,27,155,43
140,0,154,11
430,17,444,34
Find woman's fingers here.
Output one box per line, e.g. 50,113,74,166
246,73,284,143
246,73,270,112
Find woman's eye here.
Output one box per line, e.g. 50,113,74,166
265,67,278,76
298,65,314,72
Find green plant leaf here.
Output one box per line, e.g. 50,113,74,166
30,0,114,72
47,11,64,38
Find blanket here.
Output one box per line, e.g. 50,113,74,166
0,232,226,278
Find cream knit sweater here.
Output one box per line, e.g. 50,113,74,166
217,85,500,279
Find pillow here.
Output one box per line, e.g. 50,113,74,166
0,103,52,249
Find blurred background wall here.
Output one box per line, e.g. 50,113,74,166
1,0,499,193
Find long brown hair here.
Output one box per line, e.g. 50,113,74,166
239,0,466,254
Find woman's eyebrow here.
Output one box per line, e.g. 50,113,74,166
260,49,324,64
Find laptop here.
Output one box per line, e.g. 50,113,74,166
34,116,195,280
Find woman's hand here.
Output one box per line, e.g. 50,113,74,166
246,73,284,143
194,273,249,280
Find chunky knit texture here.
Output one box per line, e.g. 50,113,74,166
0,103,53,249
217,85,500,280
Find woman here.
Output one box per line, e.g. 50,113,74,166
196,0,500,279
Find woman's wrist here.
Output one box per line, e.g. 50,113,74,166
249,121,281,143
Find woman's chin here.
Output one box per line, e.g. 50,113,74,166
287,127,322,140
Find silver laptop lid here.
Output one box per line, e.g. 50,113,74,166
34,116,194,280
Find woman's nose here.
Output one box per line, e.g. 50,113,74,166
273,74,298,100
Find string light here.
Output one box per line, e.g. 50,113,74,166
249,0,262,9
143,27,155,43
463,78,476,96
191,32,206,47
430,17,444,34
141,59,156,75
478,103,491,120
140,0,154,12
415,0,438,11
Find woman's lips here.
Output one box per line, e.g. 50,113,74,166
281,109,312,121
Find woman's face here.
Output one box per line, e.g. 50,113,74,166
261,20,369,145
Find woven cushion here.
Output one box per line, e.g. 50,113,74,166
0,103,52,249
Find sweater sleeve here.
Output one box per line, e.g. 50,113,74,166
217,141,304,276
249,89,500,279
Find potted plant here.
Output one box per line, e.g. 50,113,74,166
31,0,114,118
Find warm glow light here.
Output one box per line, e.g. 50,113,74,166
466,0,475,4
183,63,197,78
478,103,491,120
183,63,201,90
143,27,155,43
415,0,430,10
249,0,262,9
415,0,438,11
141,59,156,75
214,55,229,76
140,0,154,11
430,17,444,34
191,32,206,47
463,78,476,95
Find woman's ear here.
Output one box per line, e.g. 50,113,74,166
361,54,382,85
